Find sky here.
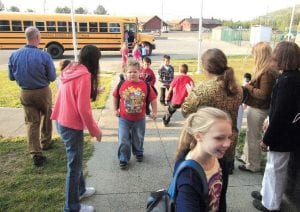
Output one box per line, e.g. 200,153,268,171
1,0,299,21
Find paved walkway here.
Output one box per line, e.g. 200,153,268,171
0,75,266,212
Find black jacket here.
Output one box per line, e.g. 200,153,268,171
263,70,300,152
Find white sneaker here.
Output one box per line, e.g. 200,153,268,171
80,187,96,200
79,204,94,212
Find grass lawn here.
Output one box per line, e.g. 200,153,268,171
172,55,254,84
0,136,94,211
0,71,113,109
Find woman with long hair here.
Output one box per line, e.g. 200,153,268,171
238,42,278,173
51,45,102,212
182,48,243,175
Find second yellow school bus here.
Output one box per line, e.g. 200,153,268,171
0,12,156,59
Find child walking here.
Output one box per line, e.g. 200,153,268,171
113,60,157,169
158,55,174,105
120,42,129,66
174,107,232,211
132,43,141,61
162,64,194,126
139,57,157,115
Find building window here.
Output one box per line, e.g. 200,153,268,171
0,20,10,31
89,22,98,32
109,23,120,33
36,21,45,31
99,22,108,32
46,21,56,32
12,20,22,31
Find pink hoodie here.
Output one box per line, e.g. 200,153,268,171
51,62,100,137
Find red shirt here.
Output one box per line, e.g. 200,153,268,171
169,75,194,105
113,80,157,121
140,67,156,86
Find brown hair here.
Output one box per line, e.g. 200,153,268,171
180,64,188,74
252,42,272,81
201,48,240,96
272,41,300,71
175,107,232,159
59,59,71,72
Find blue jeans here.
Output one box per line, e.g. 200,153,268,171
118,117,145,163
57,123,86,212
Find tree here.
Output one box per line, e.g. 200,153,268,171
94,5,107,15
26,8,35,13
0,0,4,11
9,6,20,12
55,6,71,14
75,7,88,14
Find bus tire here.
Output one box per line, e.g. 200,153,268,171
47,44,63,59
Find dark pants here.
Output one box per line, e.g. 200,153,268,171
163,103,181,124
20,86,52,156
160,86,169,104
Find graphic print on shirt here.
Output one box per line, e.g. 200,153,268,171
207,169,222,211
122,86,145,114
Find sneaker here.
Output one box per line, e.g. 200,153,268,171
79,204,94,212
119,161,128,169
80,187,96,200
33,155,46,167
252,199,280,212
251,191,262,201
41,140,54,150
136,155,143,162
238,164,254,173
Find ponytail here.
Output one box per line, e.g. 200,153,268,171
222,67,240,96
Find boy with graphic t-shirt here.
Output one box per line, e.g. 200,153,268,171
162,64,194,126
113,60,157,169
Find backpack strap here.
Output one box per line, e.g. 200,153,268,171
116,79,125,109
167,160,208,199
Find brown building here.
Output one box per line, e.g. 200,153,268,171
138,16,169,32
179,17,222,31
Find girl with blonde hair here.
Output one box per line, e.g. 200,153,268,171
175,107,232,211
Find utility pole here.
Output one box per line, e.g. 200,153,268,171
161,0,164,34
70,0,78,61
197,0,203,74
288,0,296,41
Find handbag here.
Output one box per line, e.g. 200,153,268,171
146,160,208,212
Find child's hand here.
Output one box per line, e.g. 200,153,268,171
185,83,193,94
150,112,157,120
97,86,105,94
115,110,120,117
96,131,102,142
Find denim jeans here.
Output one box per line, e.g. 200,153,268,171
118,117,145,163
57,123,86,212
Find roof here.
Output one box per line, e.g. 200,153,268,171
179,17,222,25
138,15,168,26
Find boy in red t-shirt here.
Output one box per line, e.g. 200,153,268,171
162,64,194,126
113,60,157,169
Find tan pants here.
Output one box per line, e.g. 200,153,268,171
20,86,52,155
241,107,268,172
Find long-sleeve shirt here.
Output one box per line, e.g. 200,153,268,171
158,64,174,87
8,44,56,89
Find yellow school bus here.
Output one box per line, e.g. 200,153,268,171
0,12,156,59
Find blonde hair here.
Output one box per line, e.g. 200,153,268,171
252,42,272,81
176,107,232,159
126,60,140,71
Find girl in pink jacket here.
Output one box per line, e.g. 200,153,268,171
51,45,102,212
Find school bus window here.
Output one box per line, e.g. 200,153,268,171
58,21,67,32
89,22,98,32
68,22,78,32
79,23,87,32
99,22,107,32
47,21,56,32
109,23,120,33
0,20,10,31
23,21,33,30
12,20,22,31
36,21,45,32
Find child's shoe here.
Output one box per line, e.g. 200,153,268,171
119,161,128,169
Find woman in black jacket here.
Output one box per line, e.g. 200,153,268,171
251,41,300,212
